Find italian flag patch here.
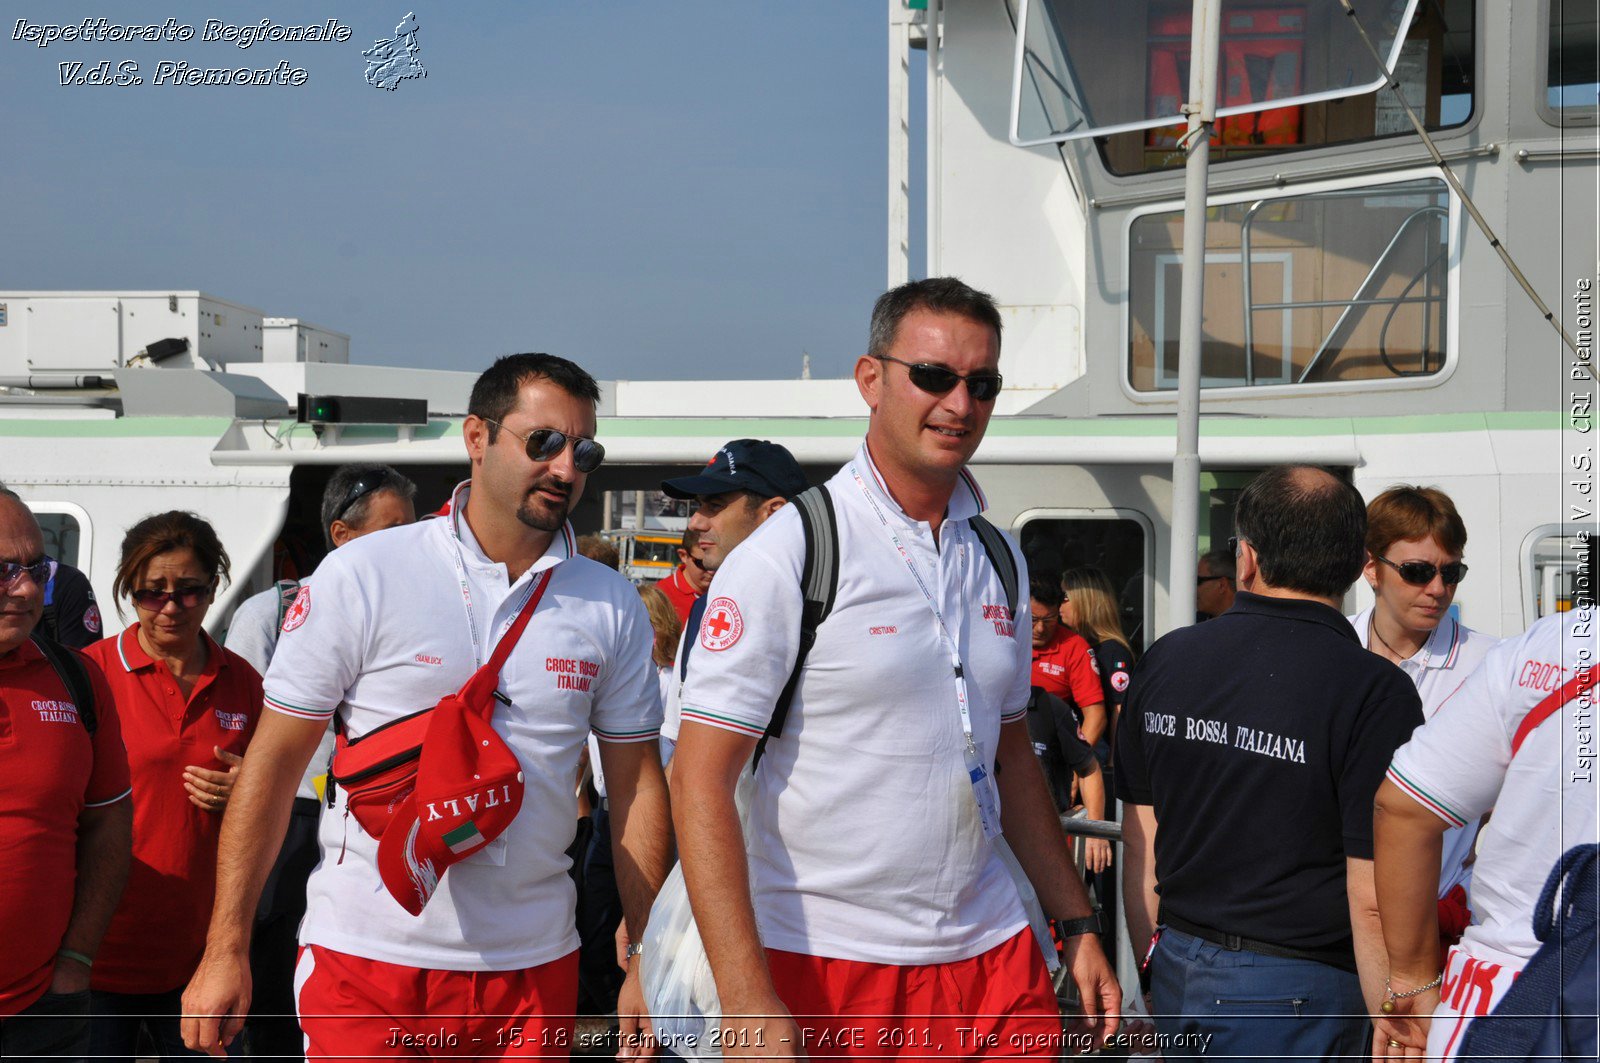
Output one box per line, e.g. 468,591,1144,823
443,821,485,854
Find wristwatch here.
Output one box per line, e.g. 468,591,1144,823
1057,912,1106,938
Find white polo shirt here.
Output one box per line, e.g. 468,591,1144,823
678,444,1031,966
1348,609,1498,897
264,482,662,971
1387,609,1597,969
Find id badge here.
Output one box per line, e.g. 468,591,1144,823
966,749,1004,840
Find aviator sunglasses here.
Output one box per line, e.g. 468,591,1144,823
484,419,605,474
0,557,56,589
131,584,212,609
1376,554,1468,587
876,355,1004,402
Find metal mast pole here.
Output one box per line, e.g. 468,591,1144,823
1168,0,1223,633
888,0,913,288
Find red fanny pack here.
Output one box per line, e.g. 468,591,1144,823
328,569,552,840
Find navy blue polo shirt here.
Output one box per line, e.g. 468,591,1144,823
1115,591,1423,954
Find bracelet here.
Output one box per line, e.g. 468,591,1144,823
56,948,93,969
1380,972,1443,1013
624,942,643,961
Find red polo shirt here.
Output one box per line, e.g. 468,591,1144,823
0,639,130,1016
656,566,702,625
1030,627,1104,711
83,625,262,994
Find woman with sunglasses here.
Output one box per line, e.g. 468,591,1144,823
1349,485,1499,956
81,511,262,1062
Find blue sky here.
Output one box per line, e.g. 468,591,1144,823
1,4,926,379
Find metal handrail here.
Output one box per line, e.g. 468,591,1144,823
1238,189,1447,385
1060,814,1122,842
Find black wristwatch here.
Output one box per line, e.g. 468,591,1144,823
1057,912,1106,938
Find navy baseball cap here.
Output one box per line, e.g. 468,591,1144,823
661,439,807,500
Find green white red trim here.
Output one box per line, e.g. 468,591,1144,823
681,707,766,738
1385,765,1467,828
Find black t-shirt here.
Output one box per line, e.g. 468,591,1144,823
1024,686,1100,812
1089,637,1134,713
1114,592,1422,954
41,561,102,650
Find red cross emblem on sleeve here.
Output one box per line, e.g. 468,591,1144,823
700,596,744,651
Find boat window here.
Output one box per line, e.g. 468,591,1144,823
33,511,84,570
1544,0,1600,121
1017,515,1151,649
1127,177,1451,393
1523,526,1594,621
1013,0,1472,174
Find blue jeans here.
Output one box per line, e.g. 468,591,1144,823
0,988,90,1063
1151,927,1369,1061
90,988,236,1063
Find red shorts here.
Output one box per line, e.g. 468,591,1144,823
294,944,578,1060
766,928,1061,1060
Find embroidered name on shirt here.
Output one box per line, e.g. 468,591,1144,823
869,625,898,636
547,657,599,692
1233,724,1306,764
32,699,79,724
415,654,443,666
1517,659,1569,692
214,710,248,731
982,604,1015,637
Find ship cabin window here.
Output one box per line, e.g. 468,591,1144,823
1016,513,1151,650
28,509,86,571
1127,176,1452,393
1523,525,1595,622
1544,0,1600,122
1091,0,1476,175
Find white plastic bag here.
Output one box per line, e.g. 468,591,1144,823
641,767,759,1060
640,860,724,1059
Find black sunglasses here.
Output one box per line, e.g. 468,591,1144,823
485,419,605,474
1197,574,1226,586
0,557,55,589
131,585,211,609
877,355,1003,402
331,473,388,526
1377,555,1468,587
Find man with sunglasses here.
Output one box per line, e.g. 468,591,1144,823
673,279,1119,1060
1347,486,1499,956
1194,548,1236,621
0,489,132,1062
221,462,417,1061
656,527,711,626
184,354,671,1061
1117,466,1425,1061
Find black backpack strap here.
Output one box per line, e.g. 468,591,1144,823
679,593,709,682
753,485,838,770
969,514,1019,620
273,579,301,631
30,634,97,735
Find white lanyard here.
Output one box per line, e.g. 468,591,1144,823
448,509,544,671
850,463,977,755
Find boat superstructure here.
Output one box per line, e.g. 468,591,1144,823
1,2,1594,651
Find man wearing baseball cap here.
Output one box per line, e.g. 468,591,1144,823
182,354,672,1061
656,439,807,768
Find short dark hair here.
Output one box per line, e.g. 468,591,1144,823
469,353,602,444
113,511,230,606
1029,574,1064,609
868,277,1003,361
320,463,417,550
1200,548,1236,583
678,526,700,553
1234,465,1366,598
